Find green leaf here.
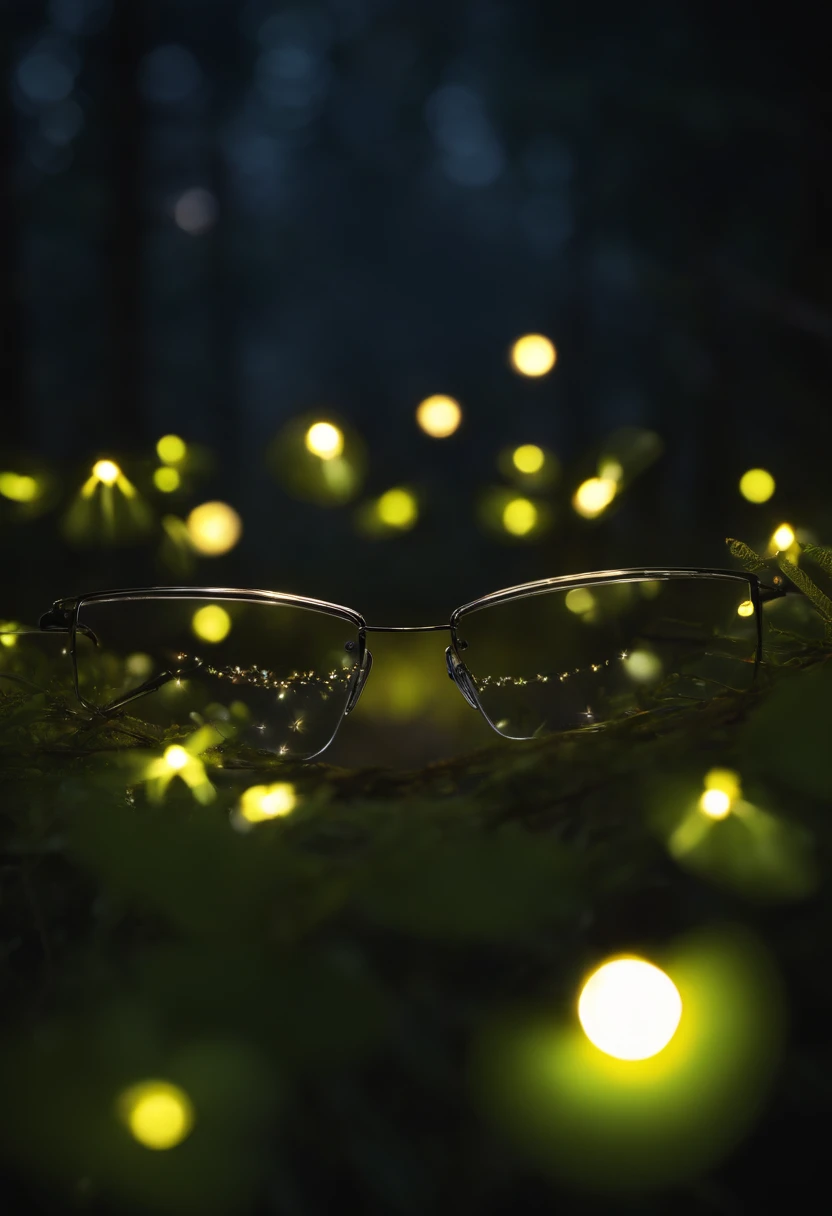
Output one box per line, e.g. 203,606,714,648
777,557,832,624
725,538,769,572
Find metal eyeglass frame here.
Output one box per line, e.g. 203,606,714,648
38,567,790,759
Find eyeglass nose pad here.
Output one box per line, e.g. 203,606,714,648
344,647,373,715
445,645,480,710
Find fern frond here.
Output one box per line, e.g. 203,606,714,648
801,543,832,579
725,538,769,572
778,556,832,624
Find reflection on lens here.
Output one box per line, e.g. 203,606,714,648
456,577,759,739
74,597,360,759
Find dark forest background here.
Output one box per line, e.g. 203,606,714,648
2,0,832,761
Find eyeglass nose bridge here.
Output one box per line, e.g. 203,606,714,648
445,645,480,710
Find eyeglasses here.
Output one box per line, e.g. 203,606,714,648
37,569,786,760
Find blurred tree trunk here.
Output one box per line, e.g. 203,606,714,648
107,0,146,449
0,31,26,448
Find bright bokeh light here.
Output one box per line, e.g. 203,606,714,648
118,1080,195,1151
564,587,596,615
772,524,795,552
698,767,741,819
163,745,190,772
186,501,242,555
240,782,297,823
0,622,20,648
153,467,181,493
377,488,418,529
512,444,545,474
503,497,538,536
578,957,683,1061
739,468,775,504
573,477,617,519
623,649,662,683
415,395,462,438
157,434,187,465
510,333,557,377
737,600,755,618
92,459,121,486
305,422,344,460
0,472,39,502
191,604,231,643
699,789,732,819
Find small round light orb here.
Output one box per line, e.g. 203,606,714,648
512,444,546,475
772,523,795,552
415,395,462,438
510,333,557,377
739,468,775,504
623,649,662,683
163,745,190,772
156,434,187,465
153,466,181,493
0,472,40,502
502,497,538,536
564,587,596,615
0,631,18,648
699,788,732,819
704,767,742,801
191,603,232,644
240,782,297,823
573,477,617,519
118,1080,194,1151
92,459,121,486
377,488,418,529
305,422,344,461
737,599,755,618
186,501,242,556
578,957,683,1061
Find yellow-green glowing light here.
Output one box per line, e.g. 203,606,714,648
117,1080,195,1151
0,622,20,648
564,587,596,615
698,767,741,819
163,745,190,772
699,789,731,819
598,458,624,483
737,600,755,618
512,444,546,474
186,501,242,556
772,523,795,552
92,459,121,486
305,421,344,460
156,434,187,465
191,604,231,643
573,477,617,519
0,472,40,502
623,649,662,683
502,497,538,536
377,488,418,529
510,333,557,377
415,395,462,438
578,957,683,1061
240,782,297,823
739,468,775,504
153,466,181,493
